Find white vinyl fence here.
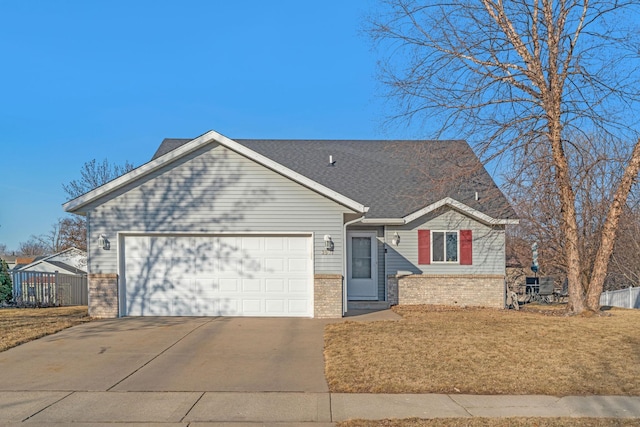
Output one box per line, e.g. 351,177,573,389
600,286,640,309
10,271,88,306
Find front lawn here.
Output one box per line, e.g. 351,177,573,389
325,305,640,395
0,306,90,352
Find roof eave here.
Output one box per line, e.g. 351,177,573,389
402,197,519,226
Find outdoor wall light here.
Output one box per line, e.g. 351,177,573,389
392,232,400,246
324,235,334,251
98,234,110,250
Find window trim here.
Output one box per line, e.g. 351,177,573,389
431,230,460,264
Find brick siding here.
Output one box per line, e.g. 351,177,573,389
388,274,505,308
314,274,343,318
88,273,119,318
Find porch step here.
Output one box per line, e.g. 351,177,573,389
347,301,391,311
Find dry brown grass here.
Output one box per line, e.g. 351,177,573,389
338,418,640,427
0,306,90,352
324,305,640,395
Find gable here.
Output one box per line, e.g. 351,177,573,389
85,142,357,276
64,131,367,215
387,208,506,276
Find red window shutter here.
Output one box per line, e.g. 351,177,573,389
418,229,431,265
460,229,473,265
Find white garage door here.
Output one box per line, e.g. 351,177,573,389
121,235,312,317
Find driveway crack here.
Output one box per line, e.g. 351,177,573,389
106,318,218,391
21,391,74,422
180,391,205,422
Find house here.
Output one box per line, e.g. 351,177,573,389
63,130,518,318
0,255,18,271
14,248,87,275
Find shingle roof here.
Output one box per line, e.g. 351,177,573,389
151,138,516,220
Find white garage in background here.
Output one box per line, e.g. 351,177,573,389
120,234,313,317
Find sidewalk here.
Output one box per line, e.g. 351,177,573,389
2,391,640,425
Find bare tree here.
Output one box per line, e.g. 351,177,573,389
62,158,135,253
17,238,49,257
370,0,640,314
58,215,87,251
63,158,135,200
505,134,640,291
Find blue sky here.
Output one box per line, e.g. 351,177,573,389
0,0,429,251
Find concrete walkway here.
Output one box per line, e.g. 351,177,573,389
1,311,640,424
2,391,640,425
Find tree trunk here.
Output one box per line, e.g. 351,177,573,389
550,136,584,314
585,139,640,310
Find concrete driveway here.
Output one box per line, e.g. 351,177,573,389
0,316,331,393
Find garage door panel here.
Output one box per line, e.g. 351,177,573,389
195,279,218,295
124,236,150,257
242,299,262,314
265,299,284,314
194,298,219,315
219,257,242,274
145,298,172,316
266,278,284,293
265,238,284,251
289,299,309,314
265,258,284,273
195,256,219,274
289,258,309,272
123,235,312,317
242,258,263,273
288,237,308,251
219,278,239,292
242,279,261,292
242,237,262,250
170,257,194,276
288,279,308,293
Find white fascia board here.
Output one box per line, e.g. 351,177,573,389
403,197,519,225
64,130,368,214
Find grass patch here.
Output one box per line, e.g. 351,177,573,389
338,418,640,427
325,305,640,395
0,306,90,352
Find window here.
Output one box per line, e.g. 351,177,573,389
432,231,458,262
418,229,472,265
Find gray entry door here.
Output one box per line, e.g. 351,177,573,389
347,232,378,300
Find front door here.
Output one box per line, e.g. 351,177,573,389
347,232,378,300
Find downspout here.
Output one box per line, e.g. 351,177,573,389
383,225,387,302
343,215,365,316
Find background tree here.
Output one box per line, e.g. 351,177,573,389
63,158,135,200
370,0,640,314
0,259,11,304
504,134,640,291
58,216,87,251
62,158,135,252
17,238,49,257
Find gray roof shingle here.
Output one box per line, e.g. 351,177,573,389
152,138,516,221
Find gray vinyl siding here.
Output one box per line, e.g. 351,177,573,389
86,143,355,275
386,209,506,276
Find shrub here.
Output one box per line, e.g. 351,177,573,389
0,260,12,304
